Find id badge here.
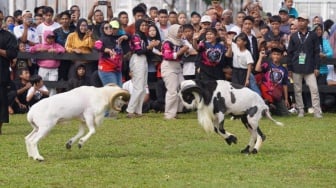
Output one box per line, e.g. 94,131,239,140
299,53,306,65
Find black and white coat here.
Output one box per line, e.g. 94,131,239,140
179,80,283,154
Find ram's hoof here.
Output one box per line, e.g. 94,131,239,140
251,148,258,154
66,141,72,149
225,135,237,145
241,145,250,154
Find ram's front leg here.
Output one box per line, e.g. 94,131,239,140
214,113,237,145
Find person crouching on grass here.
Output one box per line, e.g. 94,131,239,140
26,74,49,107
255,47,290,116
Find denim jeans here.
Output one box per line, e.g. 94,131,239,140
249,74,261,96
98,70,122,87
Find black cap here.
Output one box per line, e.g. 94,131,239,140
191,11,201,18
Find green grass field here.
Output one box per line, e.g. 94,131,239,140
0,112,335,187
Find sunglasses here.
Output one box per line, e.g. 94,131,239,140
104,26,113,30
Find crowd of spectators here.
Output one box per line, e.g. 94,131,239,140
1,0,336,133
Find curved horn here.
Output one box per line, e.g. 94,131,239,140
180,84,203,103
110,89,130,111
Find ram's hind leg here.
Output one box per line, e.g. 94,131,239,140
29,124,54,161
66,121,86,149
215,114,237,145
240,115,257,154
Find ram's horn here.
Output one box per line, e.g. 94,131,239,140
110,89,130,111
180,84,203,103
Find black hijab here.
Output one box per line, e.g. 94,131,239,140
76,18,88,40
134,19,148,46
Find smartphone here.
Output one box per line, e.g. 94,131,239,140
98,0,107,5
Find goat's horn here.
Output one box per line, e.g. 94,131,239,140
180,85,203,102
110,89,130,111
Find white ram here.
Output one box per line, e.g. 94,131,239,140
25,84,130,161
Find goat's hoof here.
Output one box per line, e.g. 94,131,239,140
225,135,237,145
251,148,258,154
78,144,82,149
241,145,250,154
34,156,44,161
261,134,266,142
66,141,72,149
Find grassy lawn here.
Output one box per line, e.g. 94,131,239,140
0,112,335,187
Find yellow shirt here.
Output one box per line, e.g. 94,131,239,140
65,32,94,54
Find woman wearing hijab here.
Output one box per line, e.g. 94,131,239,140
94,20,128,87
65,18,95,79
161,24,189,120
126,19,159,118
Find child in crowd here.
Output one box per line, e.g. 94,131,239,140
283,0,298,18
30,30,65,96
181,24,198,80
67,64,91,91
26,74,49,107
255,47,289,116
197,28,232,81
95,20,128,87
12,40,32,79
161,24,189,120
11,68,31,114
231,32,254,87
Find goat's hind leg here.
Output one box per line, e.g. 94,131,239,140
25,128,38,158
240,115,257,154
215,114,237,145
29,125,53,161
66,121,86,149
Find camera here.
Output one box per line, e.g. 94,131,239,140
98,0,107,5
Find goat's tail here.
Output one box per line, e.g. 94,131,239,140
264,108,284,126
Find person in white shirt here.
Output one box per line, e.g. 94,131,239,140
36,6,60,43
13,10,40,51
122,71,151,114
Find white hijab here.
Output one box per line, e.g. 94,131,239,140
166,24,183,46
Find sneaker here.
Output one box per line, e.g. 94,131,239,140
308,107,314,114
288,107,297,114
298,111,304,118
314,113,323,118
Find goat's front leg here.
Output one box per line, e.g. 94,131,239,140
66,121,86,149
78,115,96,148
215,113,237,145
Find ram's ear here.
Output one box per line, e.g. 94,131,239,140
180,85,203,104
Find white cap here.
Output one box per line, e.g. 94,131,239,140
200,15,212,23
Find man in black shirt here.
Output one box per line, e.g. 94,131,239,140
0,11,19,134
287,13,322,118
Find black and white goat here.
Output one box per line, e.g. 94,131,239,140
179,80,283,154
25,84,130,161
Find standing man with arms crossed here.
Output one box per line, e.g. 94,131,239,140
287,14,322,118
0,11,19,134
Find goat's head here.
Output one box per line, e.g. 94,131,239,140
110,89,130,111
179,80,203,110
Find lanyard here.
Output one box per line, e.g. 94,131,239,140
298,32,309,44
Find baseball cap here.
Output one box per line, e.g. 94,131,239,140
22,9,32,16
200,15,212,23
278,7,289,14
109,20,120,29
297,13,309,20
191,11,201,18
